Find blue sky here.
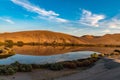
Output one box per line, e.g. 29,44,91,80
0,0,120,36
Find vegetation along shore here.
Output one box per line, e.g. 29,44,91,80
0,49,120,75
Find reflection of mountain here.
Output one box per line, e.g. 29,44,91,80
13,46,120,56
77,47,120,54
13,46,82,56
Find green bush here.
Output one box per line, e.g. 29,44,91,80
19,64,32,72
90,53,99,58
31,64,41,69
6,67,16,75
0,65,16,75
11,61,21,67
99,54,105,57
49,63,64,71
63,62,77,69
11,62,32,72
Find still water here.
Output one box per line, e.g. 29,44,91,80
0,46,119,65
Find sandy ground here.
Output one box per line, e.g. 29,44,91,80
55,58,120,80
0,68,80,80
1,57,120,80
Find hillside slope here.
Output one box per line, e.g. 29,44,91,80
0,30,120,45
80,34,120,45
0,30,85,44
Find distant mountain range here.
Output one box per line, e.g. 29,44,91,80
0,30,120,45
80,34,120,45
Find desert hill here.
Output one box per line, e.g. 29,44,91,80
80,34,120,45
0,30,120,45
0,30,85,44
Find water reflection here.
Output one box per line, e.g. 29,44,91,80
0,45,119,65
0,51,99,65
13,45,120,55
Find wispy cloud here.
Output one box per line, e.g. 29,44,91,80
11,0,68,23
80,9,105,27
0,17,15,24
100,18,120,29
79,9,120,30
102,29,111,33
37,16,69,23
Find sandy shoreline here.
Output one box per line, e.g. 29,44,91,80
55,57,120,80
0,68,80,80
1,57,120,80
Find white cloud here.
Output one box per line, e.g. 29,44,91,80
0,17,15,24
55,17,68,23
11,0,68,23
102,29,111,33
80,9,105,27
100,18,120,29
79,9,120,30
36,16,68,23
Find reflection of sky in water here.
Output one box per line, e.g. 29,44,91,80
0,51,100,65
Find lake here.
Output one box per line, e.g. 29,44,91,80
0,45,119,65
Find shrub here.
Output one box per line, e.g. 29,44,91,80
11,62,32,72
49,63,64,71
90,53,99,58
75,61,84,67
19,64,32,72
0,65,16,75
40,63,51,68
114,49,120,53
99,54,105,57
11,61,21,67
82,60,92,66
6,67,16,75
5,40,14,47
0,50,3,54
31,64,41,69
63,62,77,69
16,41,24,46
